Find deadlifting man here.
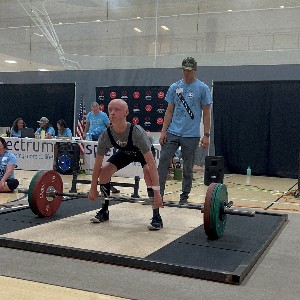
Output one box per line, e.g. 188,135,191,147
88,99,164,230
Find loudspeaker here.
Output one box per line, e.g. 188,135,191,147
204,156,224,186
56,142,80,175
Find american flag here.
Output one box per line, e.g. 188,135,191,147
76,96,87,155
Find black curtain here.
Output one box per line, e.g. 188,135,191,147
0,83,75,133
213,81,300,178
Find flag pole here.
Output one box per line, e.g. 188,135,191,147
73,82,77,135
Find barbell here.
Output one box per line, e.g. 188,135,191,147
19,170,255,240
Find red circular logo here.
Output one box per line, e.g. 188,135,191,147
99,104,105,111
145,105,152,112
110,91,116,99
133,91,140,99
157,118,163,125
158,91,164,99
132,117,139,124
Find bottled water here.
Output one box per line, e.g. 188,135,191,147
86,132,91,141
246,166,251,184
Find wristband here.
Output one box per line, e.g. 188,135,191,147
152,186,160,191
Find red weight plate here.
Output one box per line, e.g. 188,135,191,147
30,170,63,217
203,182,218,239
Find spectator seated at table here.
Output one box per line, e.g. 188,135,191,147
35,117,55,139
10,118,26,138
0,137,19,192
56,119,72,138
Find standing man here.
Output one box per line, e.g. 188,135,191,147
88,99,164,230
84,102,110,141
158,57,213,203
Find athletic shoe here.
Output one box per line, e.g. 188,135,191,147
179,192,189,204
90,209,109,223
147,215,163,230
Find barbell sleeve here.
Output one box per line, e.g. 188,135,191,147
223,207,255,217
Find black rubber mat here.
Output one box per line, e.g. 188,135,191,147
0,198,288,284
0,197,101,234
147,212,287,283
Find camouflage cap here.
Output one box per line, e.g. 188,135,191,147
181,57,197,70
37,117,49,124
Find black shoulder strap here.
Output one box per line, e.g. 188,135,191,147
127,124,134,147
106,124,135,149
106,126,119,148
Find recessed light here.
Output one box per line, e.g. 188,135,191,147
161,25,169,31
228,9,233,12
96,19,101,22
38,69,49,71
5,60,17,64
280,6,284,9
134,27,142,33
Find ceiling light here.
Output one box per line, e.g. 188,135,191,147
134,27,142,33
5,60,17,64
38,69,49,71
96,19,101,22
228,9,233,12
136,17,141,19
161,25,169,31
280,6,284,8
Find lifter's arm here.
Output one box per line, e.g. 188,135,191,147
143,151,163,208
88,154,104,201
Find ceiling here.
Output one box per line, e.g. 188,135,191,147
0,0,299,72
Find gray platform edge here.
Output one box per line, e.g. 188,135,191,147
0,210,288,284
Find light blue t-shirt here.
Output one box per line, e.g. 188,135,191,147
165,79,213,137
0,151,17,180
87,111,110,136
35,126,55,136
57,128,72,137
10,128,21,138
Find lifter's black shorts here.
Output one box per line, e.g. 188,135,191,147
108,150,147,170
6,178,19,191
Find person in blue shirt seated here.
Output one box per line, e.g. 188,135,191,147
57,119,72,138
10,118,26,137
0,137,19,192
35,117,55,139
84,102,110,141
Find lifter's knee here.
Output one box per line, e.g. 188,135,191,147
99,163,117,183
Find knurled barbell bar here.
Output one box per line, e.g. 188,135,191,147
19,170,255,240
